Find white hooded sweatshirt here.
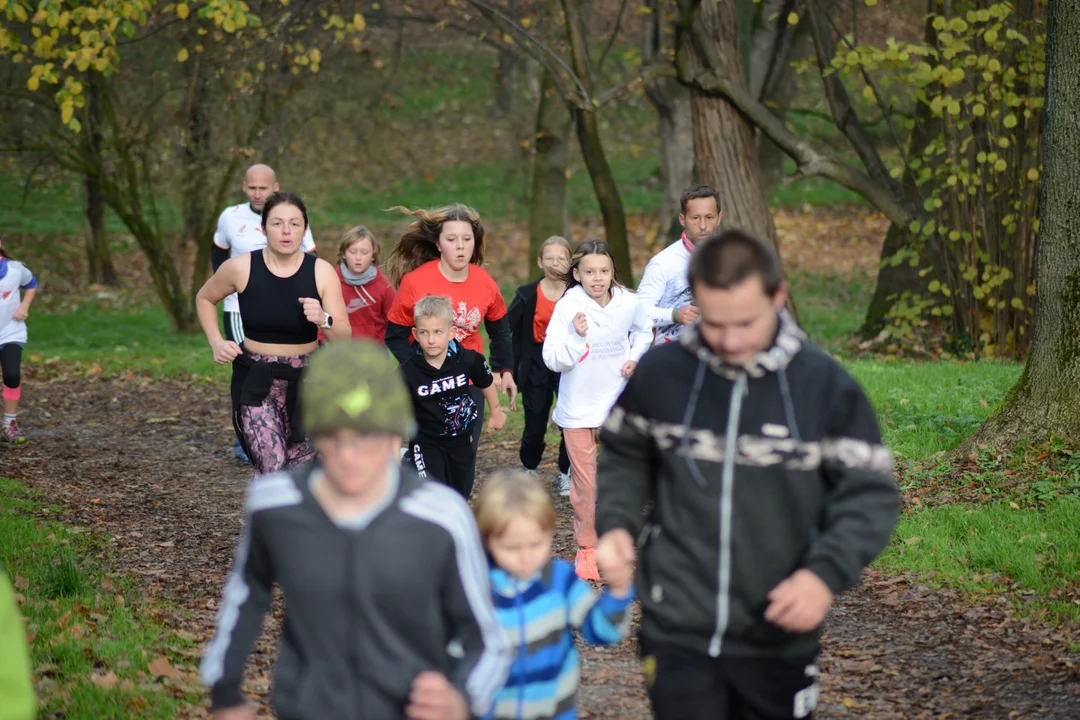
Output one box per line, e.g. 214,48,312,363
543,285,653,429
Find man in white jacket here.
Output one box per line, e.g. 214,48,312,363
636,184,723,346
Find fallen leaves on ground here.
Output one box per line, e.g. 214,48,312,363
4,377,1079,717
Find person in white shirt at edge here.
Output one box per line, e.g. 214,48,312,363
636,184,723,346
542,240,652,582
211,164,316,463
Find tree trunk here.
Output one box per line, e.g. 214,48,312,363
83,73,118,286
644,0,695,246
182,52,215,294
561,0,634,283
573,108,633,283
495,48,518,116
688,0,781,257
655,85,695,245
528,68,572,280
966,0,1080,448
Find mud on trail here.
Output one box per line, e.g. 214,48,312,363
4,377,1080,718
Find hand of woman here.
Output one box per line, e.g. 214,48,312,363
213,340,243,365
12,305,28,322
621,360,638,378
299,297,327,326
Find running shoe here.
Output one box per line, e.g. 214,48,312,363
1,421,25,444
574,547,600,582
557,470,571,497
522,468,539,477
234,438,251,464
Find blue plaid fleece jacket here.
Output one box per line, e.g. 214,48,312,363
486,558,634,720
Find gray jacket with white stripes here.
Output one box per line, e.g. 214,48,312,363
200,463,511,719
597,312,900,660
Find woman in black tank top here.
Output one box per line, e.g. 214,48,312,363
195,192,348,478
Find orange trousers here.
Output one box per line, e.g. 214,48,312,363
563,427,599,549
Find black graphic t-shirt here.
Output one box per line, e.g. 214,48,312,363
401,340,494,443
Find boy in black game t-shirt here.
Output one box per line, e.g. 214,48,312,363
402,295,508,498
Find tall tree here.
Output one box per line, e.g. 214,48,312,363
644,0,695,245
82,71,117,286
968,0,1080,446
528,67,572,277
469,0,668,283
676,0,780,254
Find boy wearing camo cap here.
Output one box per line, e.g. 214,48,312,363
200,339,511,720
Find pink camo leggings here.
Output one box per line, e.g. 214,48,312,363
237,353,315,477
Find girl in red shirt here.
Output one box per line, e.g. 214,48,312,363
507,236,573,495
385,204,518,449
322,226,395,343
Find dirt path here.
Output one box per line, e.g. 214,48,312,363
4,377,1080,718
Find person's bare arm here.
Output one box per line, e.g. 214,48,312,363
12,288,35,321
196,256,246,364
308,258,350,341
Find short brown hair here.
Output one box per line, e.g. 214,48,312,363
337,226,379,265
688,229,784,296
474,471,556,543
539,235,571,258
680,184,722,214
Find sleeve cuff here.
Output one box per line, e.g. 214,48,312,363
598,585,636,610
804,558,850,595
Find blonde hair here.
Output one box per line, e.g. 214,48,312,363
539,235,571,259
337,225,380,265
474,471,556,543
383,204,485,288
413,295,455,326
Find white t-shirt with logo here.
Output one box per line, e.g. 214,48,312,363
0,259,37,346
213,203,316,312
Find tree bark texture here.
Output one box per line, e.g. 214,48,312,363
182,53,216,295
644,0,695,245
687,0,781,258
968,0,1080,447
528,67,572,279
83,73,118,286
560,0,634,283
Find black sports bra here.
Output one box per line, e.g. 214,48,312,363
238,251,320,345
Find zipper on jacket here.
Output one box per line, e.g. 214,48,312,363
709,371,747,658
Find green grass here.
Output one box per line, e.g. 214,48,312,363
30,304,223,382
878,498,1080,623
849,359,1021,461
0,478,201,717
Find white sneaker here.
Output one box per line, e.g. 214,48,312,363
522,468,539,477
558,471,571,497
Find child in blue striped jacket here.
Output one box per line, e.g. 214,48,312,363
475,471,635,720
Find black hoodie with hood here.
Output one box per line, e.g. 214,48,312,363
596,311,899,659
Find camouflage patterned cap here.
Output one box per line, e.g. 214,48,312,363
302,339,416,438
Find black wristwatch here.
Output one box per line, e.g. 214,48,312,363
319,313,334,329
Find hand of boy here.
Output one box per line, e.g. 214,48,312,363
486,405,507,433
573,312,588,337
596,529,636,596
406,672,469,720
764,569,834,633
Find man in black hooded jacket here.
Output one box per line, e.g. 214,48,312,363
595,229,899,720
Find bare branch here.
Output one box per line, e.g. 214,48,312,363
596,61,674,106
469,0,591,108
673,55,914,226
597,0,629,71
804,2,905,201
370,12,518,55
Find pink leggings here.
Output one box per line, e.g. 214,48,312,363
237,354,314,476
563,428,599,550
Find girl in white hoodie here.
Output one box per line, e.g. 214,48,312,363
543,240,652,581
